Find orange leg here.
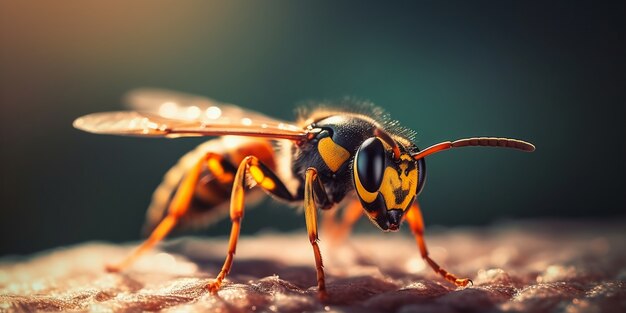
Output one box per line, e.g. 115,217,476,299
207,156,294,293
405,201,472,287
336,200,363,239
106,153,226,272
323,200,363,245
304,168,330,300
321,207,339,236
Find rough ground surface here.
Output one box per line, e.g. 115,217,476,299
1,220,625,313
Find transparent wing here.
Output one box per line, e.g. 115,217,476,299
73,89,307,140
73,111,307,140
124,88,292,125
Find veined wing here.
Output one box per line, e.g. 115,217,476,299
73,111,307,140
73,89,307,140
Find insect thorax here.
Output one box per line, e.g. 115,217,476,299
292,114,390,206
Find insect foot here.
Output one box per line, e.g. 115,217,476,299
104,264,122,273
454,278,473,287
206,280,222,294
318,289,329,302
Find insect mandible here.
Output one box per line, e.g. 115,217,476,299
73,89,535,300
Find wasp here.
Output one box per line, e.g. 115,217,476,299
73,89,535,299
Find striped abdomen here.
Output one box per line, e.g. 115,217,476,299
143,136,277,234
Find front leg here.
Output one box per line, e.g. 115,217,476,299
304,167,331,300
322,199,363,246
405,201,471,287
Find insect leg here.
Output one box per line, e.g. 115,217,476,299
321,207,339,235
337,200,363,238
304,167,330,300
323,200,363,245
106,152,227,272
405,201,472,287
206,155,295,293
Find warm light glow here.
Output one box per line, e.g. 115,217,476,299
134,252,198,275
146,121,159,129
158,102,178,117
155,252,176,268
205,106,222,119
185,106,201,119
128,118,137,129
405,257,426,273
241,118,252,126
222,136,248,149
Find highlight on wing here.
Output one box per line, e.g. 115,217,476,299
73,89,306,140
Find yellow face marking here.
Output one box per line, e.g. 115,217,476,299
379,154,418,210
318,137,350,172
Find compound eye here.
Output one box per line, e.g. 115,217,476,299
356,137,385,192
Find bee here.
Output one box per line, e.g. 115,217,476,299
74,89,535,299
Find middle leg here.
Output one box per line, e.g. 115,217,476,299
206,155,294,292
322,199,363,246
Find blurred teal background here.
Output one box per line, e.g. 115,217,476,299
1,1,624,255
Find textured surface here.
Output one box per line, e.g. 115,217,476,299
1,220,625,313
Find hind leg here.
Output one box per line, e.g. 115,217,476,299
106,152,231,272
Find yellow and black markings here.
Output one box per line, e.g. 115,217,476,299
353,146,419,211
317,137,350,173
379,155,417,211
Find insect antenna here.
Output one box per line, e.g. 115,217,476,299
411,137,535,160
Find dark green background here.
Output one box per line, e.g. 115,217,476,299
1,1,624,255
